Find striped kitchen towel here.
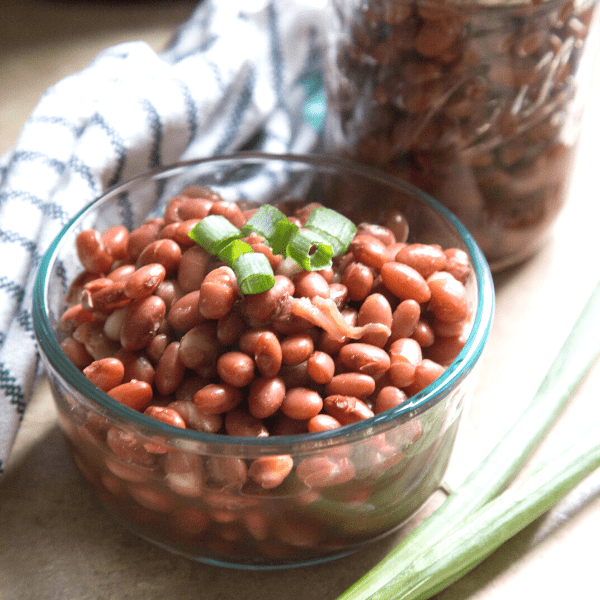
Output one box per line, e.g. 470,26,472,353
0,0,329,474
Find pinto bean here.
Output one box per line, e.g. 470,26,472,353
199,266,239,320
338,343,391,376
254,332,283,378
325,373,376,399
154,342,186,395
248,377,286,419
375,386,408,413
120,296,166,351
349,234,389,270
427,271,469,323
388,338,423,388
293,271,330,299
124,263,166,299
342,262,374,301
306,351,335,384
108,379,153,411
243,275,294,322
357,293,392,347
395,243,447,278
177,245,211,292
390,299,421,342
224,409,269,437
248,455,294,489
380,262,431,303
101,226,129,260
127,220,163,261
76,229,113,274
323,395,375,425
167,290,204,332
217,351,255,388
193,383,243,414
281,388,323,420
280,333,314,366
83,357,124,392
137,239,182,275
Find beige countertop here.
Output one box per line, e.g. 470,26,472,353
2,1,600,599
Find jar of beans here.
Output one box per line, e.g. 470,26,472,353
323,0,600,270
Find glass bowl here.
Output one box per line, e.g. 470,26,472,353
33,152,494,569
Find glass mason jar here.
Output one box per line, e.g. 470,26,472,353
324,0,600,271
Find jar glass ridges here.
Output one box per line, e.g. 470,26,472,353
324,0,600,270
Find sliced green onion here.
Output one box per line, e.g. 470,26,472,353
232,252,275,295
241,205,288,240
389,423,600,600
218,239,254,265
270,218,299,257
304,206,357,255
188,215,241,254
335,278,600,600
286,229,333,271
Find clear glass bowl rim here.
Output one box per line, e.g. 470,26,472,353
33,151,494,451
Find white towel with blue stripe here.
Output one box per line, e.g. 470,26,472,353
0,0,329,473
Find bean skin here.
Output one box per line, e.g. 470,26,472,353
349,234,389,270
224,409,269,437
193,383,243,414
357,293,392,347
356,222,396,246
342,262,374,301
281,388,323,420
248,455,294,489
167,290,204,332
395,243,447,278
75,229,113,274
248,377,286,419
217,351,255,388
323,395,375,425
427,271,469,323
124,263,166,299
307,414,342,432
325,373,376,399
295,455,355,487
338,343,391,376
154,342,186,395
178,322,219,372
375,386,408,414
306,351,335,384
108,379,153,411
137,239,182,275
390,299,421,342
380,262,431,303
199,266,239,320
60,337,93,369
83,357,124,392
254,331,283,378
120,296,166,351
280,333,314,366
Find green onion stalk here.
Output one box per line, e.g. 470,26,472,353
337,278,600,600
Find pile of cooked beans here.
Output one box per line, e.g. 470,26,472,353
59,187,472,441
325,0,598,269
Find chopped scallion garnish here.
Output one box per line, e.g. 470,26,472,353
241,204,288,240
232,252,276,295
304,206,357,254
286,229,333,271
270,218,299,257
218,239,254,265
188,215,242,255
